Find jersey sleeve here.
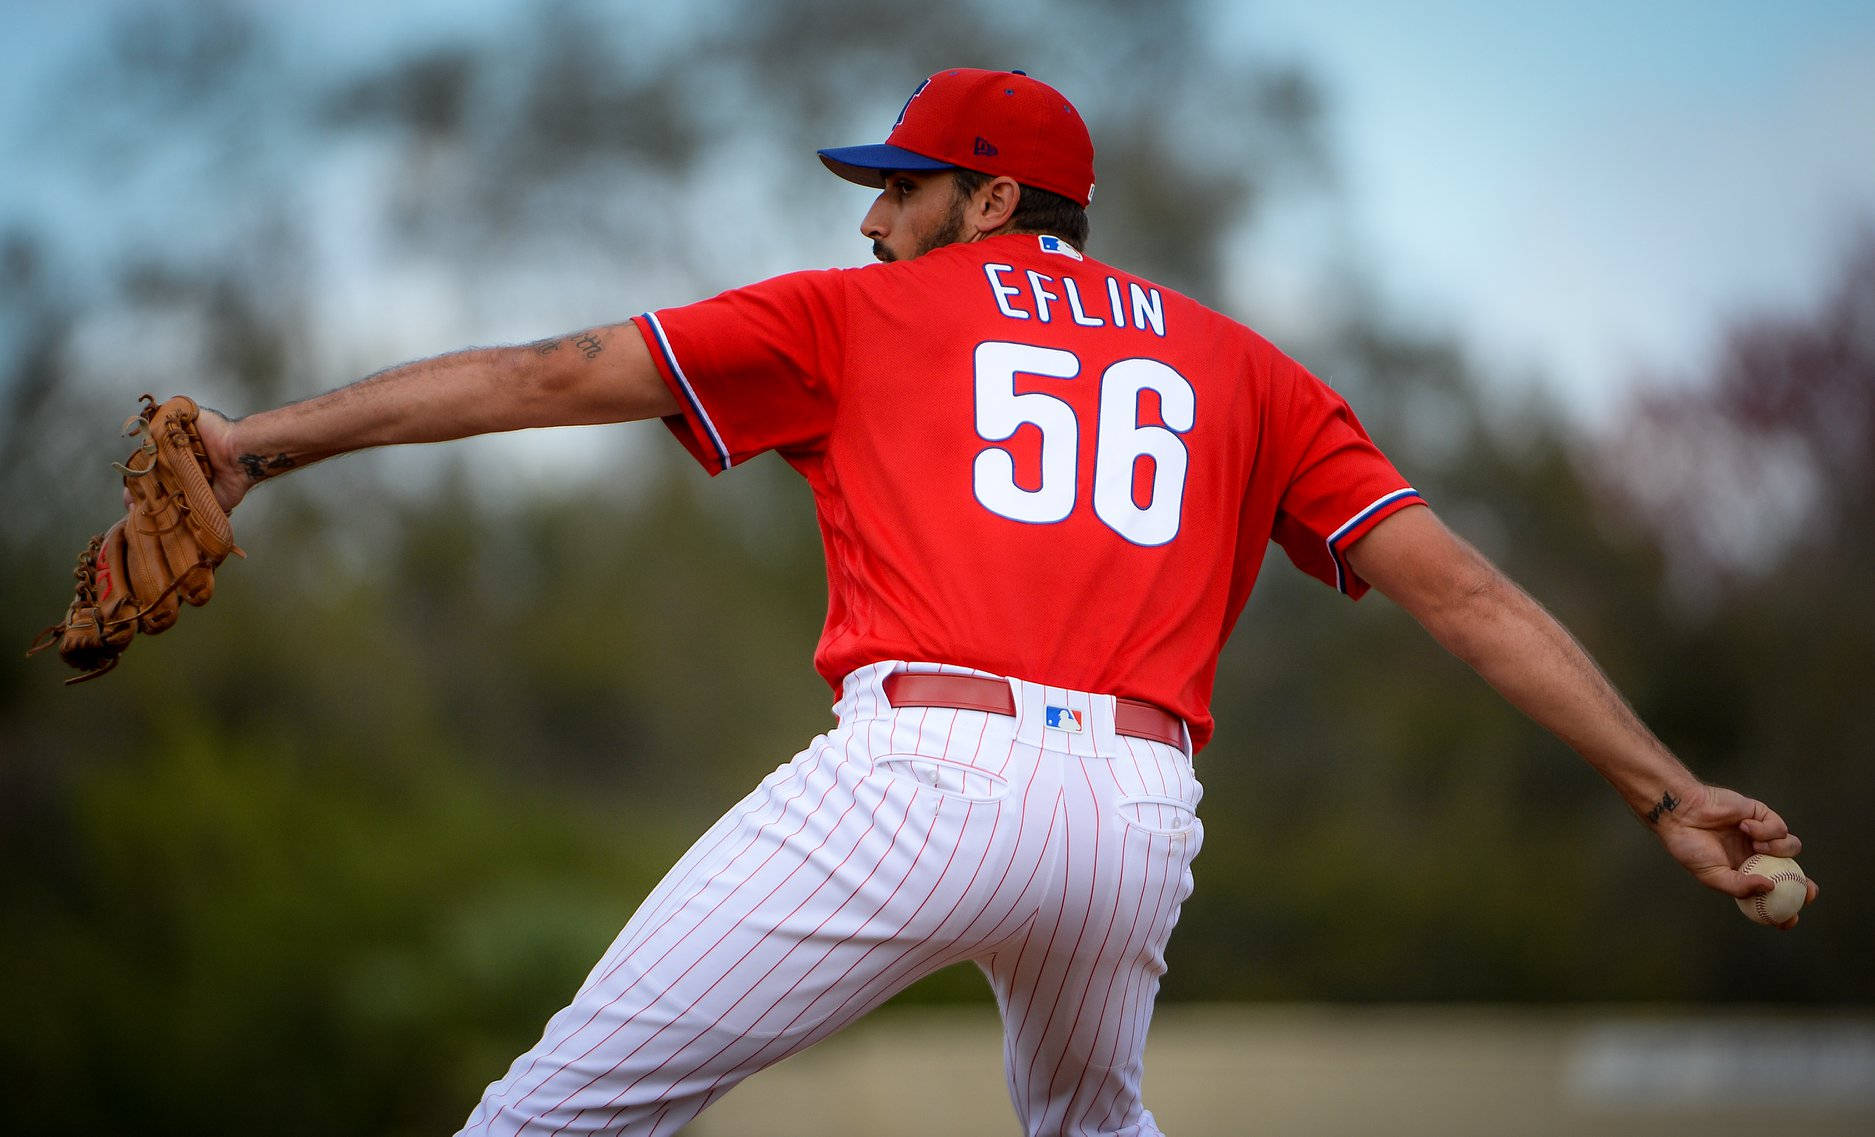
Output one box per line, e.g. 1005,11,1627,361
632,268,847,473
1268,361,1425,598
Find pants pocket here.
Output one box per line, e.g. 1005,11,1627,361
1116,792,1199,835
873,754,1013,803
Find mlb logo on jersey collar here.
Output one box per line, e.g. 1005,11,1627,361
1038,234,1083,261
1045,706,1085,732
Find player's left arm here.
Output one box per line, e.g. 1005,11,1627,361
196,322,677,512
1344,505,1819,922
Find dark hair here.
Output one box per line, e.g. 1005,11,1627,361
951,168,1091,251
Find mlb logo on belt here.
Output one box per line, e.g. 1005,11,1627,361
1045,706,1084,732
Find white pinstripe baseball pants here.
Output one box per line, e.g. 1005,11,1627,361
460,661,1204,1136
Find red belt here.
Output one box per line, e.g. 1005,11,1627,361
882,673,1185,749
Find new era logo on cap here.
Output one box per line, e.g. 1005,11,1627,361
817,68,1097,207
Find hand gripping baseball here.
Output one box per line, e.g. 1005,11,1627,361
1652,783,1819,929
28,394,243,684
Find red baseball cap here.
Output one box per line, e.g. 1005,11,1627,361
818,68,1096,207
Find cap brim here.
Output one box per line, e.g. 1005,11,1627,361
816,144,954,188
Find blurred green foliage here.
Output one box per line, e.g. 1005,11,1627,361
2,2,1869,1133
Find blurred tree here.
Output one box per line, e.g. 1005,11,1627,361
4,724,687,1136
4,2,1869,1134
1597,227,1875,1003
1609,229,1875,593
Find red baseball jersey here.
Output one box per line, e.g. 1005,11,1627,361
633,233,1422,749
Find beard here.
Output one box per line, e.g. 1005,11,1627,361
873,192,971,262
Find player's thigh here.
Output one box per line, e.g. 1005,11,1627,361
987,738,1202,1136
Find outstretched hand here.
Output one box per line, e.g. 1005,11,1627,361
1652,784,1819,929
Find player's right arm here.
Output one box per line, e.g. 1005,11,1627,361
1344,505,1819,924
197,322,677,511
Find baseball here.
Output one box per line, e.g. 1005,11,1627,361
1735,854,1808,926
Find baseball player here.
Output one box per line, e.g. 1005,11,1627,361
176,68,1815,1136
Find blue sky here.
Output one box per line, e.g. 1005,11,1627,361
1239,0,1875,419
7,0,1874,429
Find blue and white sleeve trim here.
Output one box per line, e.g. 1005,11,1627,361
642,311,733,472
1326,487,1425,595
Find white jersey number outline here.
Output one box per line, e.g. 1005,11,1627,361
972,341,1195,547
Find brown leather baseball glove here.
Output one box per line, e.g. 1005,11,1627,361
29,394,241,684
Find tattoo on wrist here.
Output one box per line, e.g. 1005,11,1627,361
573,332,603,360
238,452,297,481
1645,791,1680,825
529,338,562,356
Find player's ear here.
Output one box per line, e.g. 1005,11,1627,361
972,176,1022,235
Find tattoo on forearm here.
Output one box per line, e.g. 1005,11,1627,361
238,452,297,481
529,338,562,356
573,332,603,359
1645,791,1680,825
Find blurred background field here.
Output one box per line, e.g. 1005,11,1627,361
3,2,1871,1134
688,1004,1875,1137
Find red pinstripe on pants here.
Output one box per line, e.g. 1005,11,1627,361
460,660,1203,1137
